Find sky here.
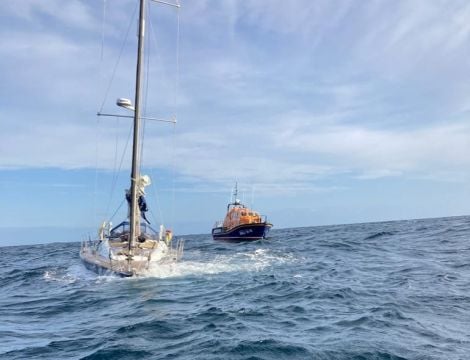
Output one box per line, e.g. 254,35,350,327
1,0,470,245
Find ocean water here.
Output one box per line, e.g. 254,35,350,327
1,216,469,360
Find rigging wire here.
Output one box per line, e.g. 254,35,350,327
142,2,165,227
100,0,106,62
105,116,120,217
98,1,139,113
93,120,100,227
141,2,181,229
96,1,137,222
93,0,181,230
140,0,150,173
170,4,181,231
105,120,134,219
93,0,109,227
108,197,126,224
169,122,176,231
128,0,181,230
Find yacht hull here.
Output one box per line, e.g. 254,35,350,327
80,251,134,277
212,223,272,242
80,235,184,277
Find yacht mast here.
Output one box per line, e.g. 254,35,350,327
129,0,146,260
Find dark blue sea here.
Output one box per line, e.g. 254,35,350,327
1,216,470,359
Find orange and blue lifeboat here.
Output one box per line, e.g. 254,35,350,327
212,199,272,242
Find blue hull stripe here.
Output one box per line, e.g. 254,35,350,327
212,223,271,242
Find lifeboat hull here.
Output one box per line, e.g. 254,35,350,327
212,223,272,242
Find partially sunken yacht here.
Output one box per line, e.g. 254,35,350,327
80,0,183,277
212,184,272,242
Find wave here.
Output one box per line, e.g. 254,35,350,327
2,215,470,360
363,231,396,240
142,248,297,279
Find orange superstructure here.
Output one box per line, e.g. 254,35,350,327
223,205,262,230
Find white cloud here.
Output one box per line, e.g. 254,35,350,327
2,0,470,190
1,0,99,31
352,1,470,80
272,117,470,180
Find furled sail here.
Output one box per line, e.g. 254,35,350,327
126,175,152,224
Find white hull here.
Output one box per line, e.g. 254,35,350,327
80,238,183,277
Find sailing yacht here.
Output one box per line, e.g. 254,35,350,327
80,0,183,277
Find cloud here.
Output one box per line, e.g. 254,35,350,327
1,0,99,31
272,116,470,180
2,108,469,191
351,1,470,80
2,0,470,192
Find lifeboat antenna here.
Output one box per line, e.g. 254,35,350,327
234,182,238,200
